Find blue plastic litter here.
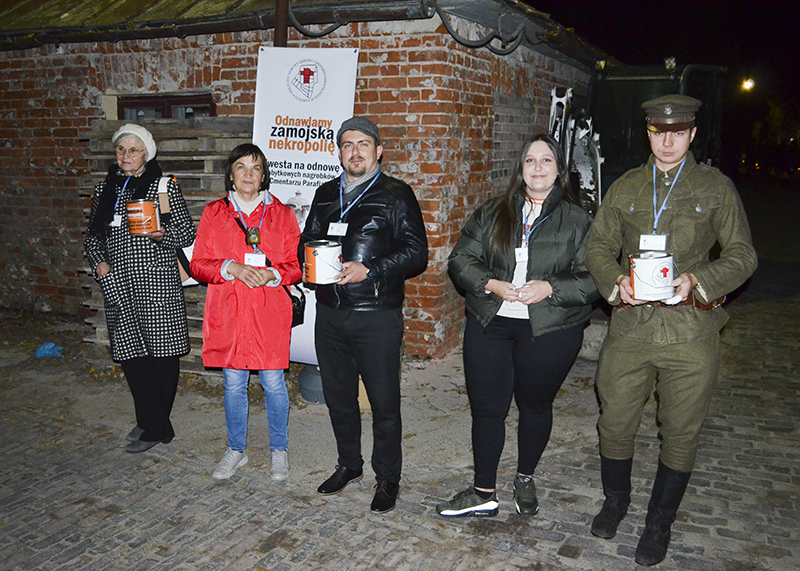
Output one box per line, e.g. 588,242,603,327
35,342,64,358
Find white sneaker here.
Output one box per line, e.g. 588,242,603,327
270,450,290,481
211,448,248,480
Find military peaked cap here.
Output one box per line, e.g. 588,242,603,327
642,94,702,132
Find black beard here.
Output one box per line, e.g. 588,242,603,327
345,164,367,178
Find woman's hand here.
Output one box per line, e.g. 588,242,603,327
485,279,523,303
95,262,111,278
228,262,275,289
139,226,165,242
516,280,553,305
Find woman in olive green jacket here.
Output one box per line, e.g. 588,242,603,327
437,134,599,518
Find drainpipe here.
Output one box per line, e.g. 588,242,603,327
275,0,289,46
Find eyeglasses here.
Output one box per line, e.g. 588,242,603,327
116,146,144,158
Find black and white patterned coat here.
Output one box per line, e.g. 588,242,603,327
85,173,195,362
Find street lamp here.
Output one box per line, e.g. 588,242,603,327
742,78,755,91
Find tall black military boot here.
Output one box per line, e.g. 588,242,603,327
634,460,691,566
591,456,633,539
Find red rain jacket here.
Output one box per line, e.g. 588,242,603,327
191,194,301,370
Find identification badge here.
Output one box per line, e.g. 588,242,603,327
111,214,122,227
515,247,529,262
244,253,266,267
328,222,348,236
640,234,667,251
246,227,261,245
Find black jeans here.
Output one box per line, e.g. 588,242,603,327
314,304,403,484
121,355,180,442
464,313,584,489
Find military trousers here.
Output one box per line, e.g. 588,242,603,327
596,331,720,472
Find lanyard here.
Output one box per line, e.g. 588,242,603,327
110,176,132,222
339,171,381,222
522,199,550,245
523,214,551,246
652,158,686,233
230,193,268,253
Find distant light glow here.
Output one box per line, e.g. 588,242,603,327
742,78,755,91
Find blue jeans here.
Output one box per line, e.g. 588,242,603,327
222,368,289,453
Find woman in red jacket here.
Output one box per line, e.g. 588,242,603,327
190,143,301,482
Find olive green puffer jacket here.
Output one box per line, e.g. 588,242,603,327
448,186,599,337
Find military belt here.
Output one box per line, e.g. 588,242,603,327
619,293,725,312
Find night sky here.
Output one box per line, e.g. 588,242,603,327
530,0,799,101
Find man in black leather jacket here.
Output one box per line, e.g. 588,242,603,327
300,117,428,513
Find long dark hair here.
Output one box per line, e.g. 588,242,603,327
225,143,270,194
489,133,579,254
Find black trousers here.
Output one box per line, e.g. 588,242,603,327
464,313,584,489
120,355,180,442
314,304,403,484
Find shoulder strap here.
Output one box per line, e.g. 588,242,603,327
224,197,250,237
158,176,175,214
156,175,193,282
224,196,274,266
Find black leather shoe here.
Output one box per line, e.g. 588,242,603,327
123,437,172,454
370,480,399,514
317,465,363,495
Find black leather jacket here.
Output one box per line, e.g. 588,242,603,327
300,172,428,310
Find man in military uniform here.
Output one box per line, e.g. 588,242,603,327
584,94,757,565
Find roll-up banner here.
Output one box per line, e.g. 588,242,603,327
253,47,359,365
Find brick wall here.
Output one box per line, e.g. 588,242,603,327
0,47,93,312
0,16,588,357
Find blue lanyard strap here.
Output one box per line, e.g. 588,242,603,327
110,176,132,221
524,214,551,245
230,193,268,253
652,158,686,233
522,198,551,245
339,171,381,222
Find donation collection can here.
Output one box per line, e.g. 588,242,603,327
126,200,160,234
629,251,674,301
304,240,343,284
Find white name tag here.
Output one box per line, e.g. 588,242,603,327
111,214,123,227
640,234,667,251
515,247,529,262
244,253,267,267
328,222,348,236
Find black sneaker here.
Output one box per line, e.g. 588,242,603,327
513,475,539,515
436,487,499,517
317,465,363,495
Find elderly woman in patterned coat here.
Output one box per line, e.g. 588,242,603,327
84,123,195,453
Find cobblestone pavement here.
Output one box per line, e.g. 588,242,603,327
1,278,798,571
2,178,799,571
